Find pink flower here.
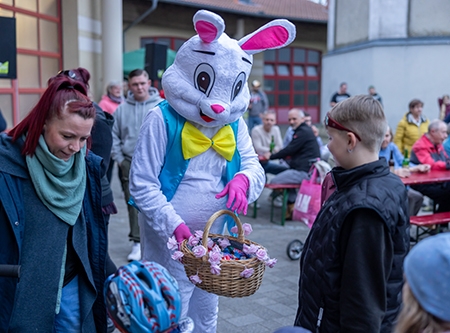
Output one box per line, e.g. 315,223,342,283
230,226,238,234
265,258,277,268
188,236,200,247
207,238,214,249
256,248,268,261
208,250,222,265
167,236,178,251
189,274,202,284
211,244,221,253
218,238,230,249
242,223,253,236
192,245,207,258
240,267,254,278
243,244,259,255
194,230,203,238
210,265,221,275
171,251,184,261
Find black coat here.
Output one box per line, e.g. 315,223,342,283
91,103,115,206
270,123,320,172
295,160,409,333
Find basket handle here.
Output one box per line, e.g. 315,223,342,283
201,210,244,248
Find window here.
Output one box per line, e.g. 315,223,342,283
263,47,321,123
0,0,62,126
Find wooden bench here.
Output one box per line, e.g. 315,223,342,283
252,183,299,226
410,212,450,243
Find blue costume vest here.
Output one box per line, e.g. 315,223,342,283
128,101,241,231
158,100,241,201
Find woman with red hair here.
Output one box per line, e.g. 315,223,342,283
0,71,108,332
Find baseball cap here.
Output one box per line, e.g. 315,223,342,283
252,80,261,88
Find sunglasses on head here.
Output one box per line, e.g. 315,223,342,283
58,69,78,80
325,112,361,141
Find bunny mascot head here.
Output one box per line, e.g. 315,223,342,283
162,9,296,127
130,10,295,333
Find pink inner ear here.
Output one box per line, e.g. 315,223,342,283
195,21,218,43
241,26,289,50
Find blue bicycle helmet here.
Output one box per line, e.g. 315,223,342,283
104,260,181,333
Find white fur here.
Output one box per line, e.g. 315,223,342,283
130,10,296,333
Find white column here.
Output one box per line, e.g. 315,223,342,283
101,0,123,89
235,18,245,39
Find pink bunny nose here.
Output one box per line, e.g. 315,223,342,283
211,104,225,114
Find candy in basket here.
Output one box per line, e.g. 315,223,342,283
168,210,277,298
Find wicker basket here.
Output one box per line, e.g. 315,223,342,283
180,210,266,298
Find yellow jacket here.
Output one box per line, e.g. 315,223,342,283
393,113,429,154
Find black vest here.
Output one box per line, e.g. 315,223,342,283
296,160,409,333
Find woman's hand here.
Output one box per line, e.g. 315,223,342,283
394,168,411,178
411,164,431,173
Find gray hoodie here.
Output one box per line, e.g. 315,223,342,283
111,87,164,164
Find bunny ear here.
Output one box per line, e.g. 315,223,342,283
238,19,296,55
193,10,225,43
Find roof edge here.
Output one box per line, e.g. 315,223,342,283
156,0,328,24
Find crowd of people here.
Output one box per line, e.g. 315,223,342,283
2,61,450,333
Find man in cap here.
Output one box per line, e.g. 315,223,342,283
247,79,269,132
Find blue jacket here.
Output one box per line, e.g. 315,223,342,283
0,133,107,332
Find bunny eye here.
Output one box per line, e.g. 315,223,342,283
231,72,246,102
194,63,215,96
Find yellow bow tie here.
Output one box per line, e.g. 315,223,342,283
181,122,236,161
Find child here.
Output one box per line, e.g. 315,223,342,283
394,233,450,333
294,95,410,332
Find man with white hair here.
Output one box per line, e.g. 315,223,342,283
247,79,269,132
264,108,321,219
410,119,450,212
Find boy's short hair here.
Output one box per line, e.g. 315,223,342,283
329,95,387,152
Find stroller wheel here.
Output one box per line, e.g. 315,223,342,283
286,239,304,260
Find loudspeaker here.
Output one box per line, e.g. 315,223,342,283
0,17,17,79
144,43,167,81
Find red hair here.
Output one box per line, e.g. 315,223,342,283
9,75,95,156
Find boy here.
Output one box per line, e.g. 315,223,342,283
294,95,409,332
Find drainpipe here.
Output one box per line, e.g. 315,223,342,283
123,0,158,52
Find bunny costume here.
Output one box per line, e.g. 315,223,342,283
130,10,296,332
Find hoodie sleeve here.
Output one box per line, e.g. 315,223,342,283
111,106,126,165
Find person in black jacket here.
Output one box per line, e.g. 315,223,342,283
294,95,409,333
264,108,320,218
0,109,6,132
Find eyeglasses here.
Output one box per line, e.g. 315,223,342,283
325,112,361,141
57,69,78,80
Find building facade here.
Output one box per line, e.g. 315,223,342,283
0,0,327,127
323,0,450,129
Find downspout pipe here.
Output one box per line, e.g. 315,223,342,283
123,0,158,51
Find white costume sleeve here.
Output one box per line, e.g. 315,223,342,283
129,107,184,240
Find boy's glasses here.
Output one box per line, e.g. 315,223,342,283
325,112,361,141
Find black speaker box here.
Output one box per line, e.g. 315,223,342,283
0,17,17,79
144,42,167,81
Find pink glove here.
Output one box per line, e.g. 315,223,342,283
173,223,192,244
215,174,250,215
